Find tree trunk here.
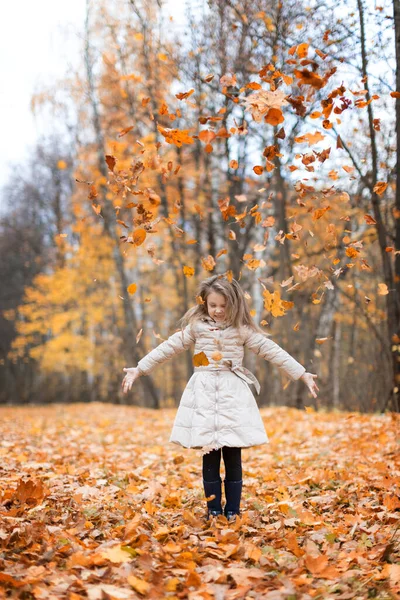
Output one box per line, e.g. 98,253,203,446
358,0,400,411
85,1,159,408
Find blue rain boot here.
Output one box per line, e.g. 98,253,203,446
224,479,243,520
203,478,223,518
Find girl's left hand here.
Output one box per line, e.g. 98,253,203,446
301,372,319,398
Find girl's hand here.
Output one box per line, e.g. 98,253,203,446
122,367,140,394
300,372,319,398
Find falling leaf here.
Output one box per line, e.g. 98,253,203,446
312,206,331,220
201,255,216,271
127,283,137,295
364,214,377,225
118,126,134,137
315,337,331,344
193,351,209,367
136,328,143,343
105,155,116,172
220,73,237,87
346,247,358,258
175,89,194,100
294,69,325,89
297,42,309,57
132,229,147,246
263,289,292,317
253,165,264,175
378,283,389,295
211,351,223,361
373,181,388,196
265,107,284,126
242,89,288,122
57,160,67,169
157,125,194,147
295,131,325,145
183,266,195,278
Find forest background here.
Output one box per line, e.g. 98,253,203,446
1,0,399,414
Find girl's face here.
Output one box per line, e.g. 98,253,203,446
206,291,227,322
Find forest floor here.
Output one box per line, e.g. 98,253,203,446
0,403,399,600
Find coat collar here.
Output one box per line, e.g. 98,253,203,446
201,316,229,330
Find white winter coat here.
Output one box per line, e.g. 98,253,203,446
137,316,305,454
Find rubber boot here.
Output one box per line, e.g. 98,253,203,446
224,479,243,520
203,478,222,518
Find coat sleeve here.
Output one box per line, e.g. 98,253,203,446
137,324,196,376
241,326,306,381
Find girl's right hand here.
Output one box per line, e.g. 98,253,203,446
122,367,140,394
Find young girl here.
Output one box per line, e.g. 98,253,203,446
122,275,318,521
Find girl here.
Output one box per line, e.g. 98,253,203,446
122,275,318,521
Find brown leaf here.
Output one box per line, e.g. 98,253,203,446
105,155,116,172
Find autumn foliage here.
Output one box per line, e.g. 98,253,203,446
0,404,399,598
0,0,399,411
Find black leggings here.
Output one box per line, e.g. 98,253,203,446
202,446,242,482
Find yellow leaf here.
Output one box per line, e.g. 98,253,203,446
101,545,132,563
127,283,137,295
57,160,67,169
201,255,216,271
296,42,309,58
378,283,389,295
183,266,195,278
345,247,358,258
127,574,150,595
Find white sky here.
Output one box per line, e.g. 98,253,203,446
0,0,188,189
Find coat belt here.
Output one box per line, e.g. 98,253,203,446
193,364,261,395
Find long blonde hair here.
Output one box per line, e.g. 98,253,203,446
179,274,266,334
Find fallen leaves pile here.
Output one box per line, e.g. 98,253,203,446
0,403,399,599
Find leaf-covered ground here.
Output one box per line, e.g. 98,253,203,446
0,404,399,600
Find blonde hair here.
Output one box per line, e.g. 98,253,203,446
179,274,266,334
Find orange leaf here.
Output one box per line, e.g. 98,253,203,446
312,206,331,220
183,266,195,278
118,126,134,138
193,352,209,367
127,283,137,295
297,43,309,58
373,181,388,196
364,214,377,225
198,130,216,144
132,229,146,246
265,107,284,125
253,165,264,175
